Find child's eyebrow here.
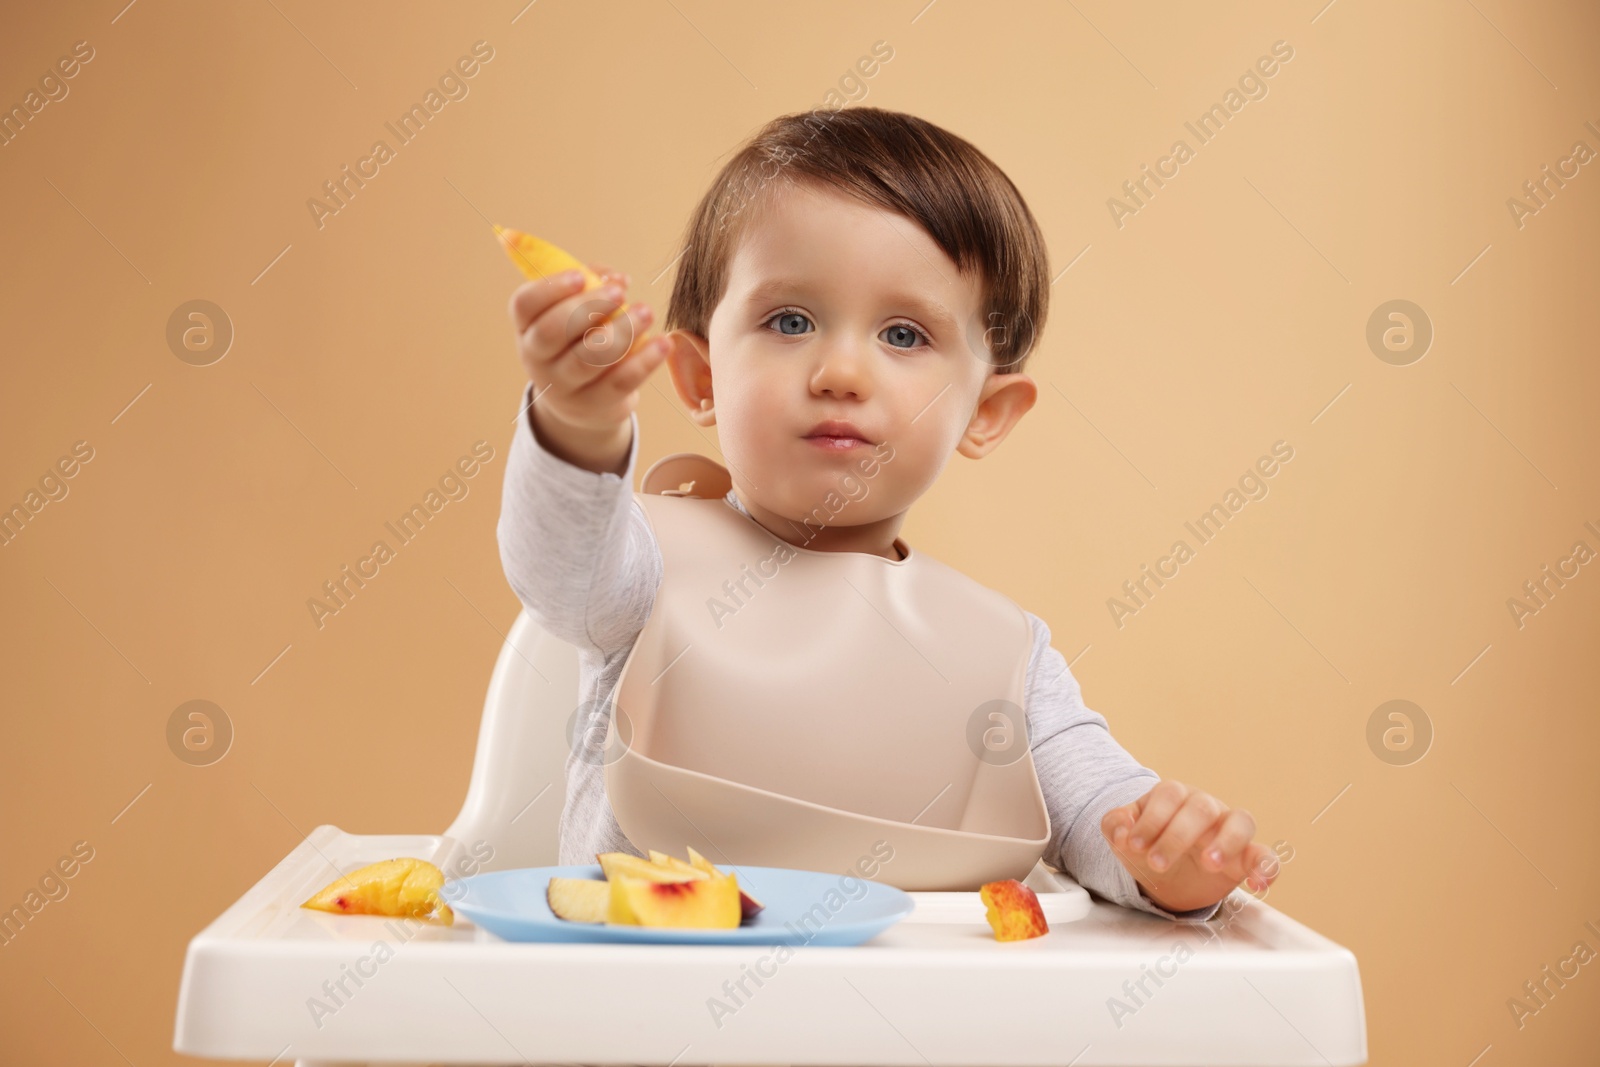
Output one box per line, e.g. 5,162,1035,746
742,278,960,334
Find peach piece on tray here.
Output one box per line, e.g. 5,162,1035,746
301,858,454,925
979,878,1049,941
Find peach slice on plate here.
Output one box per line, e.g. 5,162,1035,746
301,858,454,925
648,849,709,879
685,845,766,921
608,868,741,929
597,851,702,885
546,848,763,928
979,878,1049,941
547,877,611,924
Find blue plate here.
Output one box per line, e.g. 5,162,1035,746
446,864,913,945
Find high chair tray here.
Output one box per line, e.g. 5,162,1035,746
174,825,1366,1066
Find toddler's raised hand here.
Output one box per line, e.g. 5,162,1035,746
507,265,672,475
1100,779,1279,914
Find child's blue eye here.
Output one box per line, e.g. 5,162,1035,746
881,323,929,349
766,309,812,335
762,308,930,349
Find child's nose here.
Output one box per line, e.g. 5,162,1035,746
808,339,873,399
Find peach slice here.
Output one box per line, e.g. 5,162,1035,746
493,224,603,287
979,878,1048,941
597,851,701,885
547,877,611,924
608,870,741,929
547,848,762,928
648,849,710,879
686,845,766,921
492,224,655,347
301,858,454,925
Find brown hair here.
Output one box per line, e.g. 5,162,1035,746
664,106,1050,373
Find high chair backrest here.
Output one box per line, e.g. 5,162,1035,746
442,609,578,871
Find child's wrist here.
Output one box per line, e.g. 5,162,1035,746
1135,876,1215,915
529,404,631,477
1139,883,1222,915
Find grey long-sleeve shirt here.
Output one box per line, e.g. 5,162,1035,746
497,384,1219,921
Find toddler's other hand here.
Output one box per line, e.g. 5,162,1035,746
1100,779,1279,914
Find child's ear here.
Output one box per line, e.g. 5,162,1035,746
956,371,1037,459
663,330,715,426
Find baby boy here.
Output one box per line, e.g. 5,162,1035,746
497,106,1278,919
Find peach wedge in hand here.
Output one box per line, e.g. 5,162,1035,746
301,858,454,925
493,224,602,287
492,224,656,349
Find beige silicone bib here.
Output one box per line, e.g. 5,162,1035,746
603,453,1051,890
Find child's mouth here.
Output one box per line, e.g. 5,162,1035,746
802,419,872,451
805,435,869,451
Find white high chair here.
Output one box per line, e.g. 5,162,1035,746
174,610,1367,1066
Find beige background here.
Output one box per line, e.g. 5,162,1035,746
2,0,1597,1064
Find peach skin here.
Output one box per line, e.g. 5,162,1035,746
980,878,1049,941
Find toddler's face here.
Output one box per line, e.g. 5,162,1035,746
669,181,1035,541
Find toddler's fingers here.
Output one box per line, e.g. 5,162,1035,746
1126,779,1190,852
1145,791,1224,873
1196,808,1257,873
1242,841,1280,891
508,271,588,334
586,333,673,400
521,283,633,372
588,262,630,289
556,301,655,382
1100,802,1140,850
